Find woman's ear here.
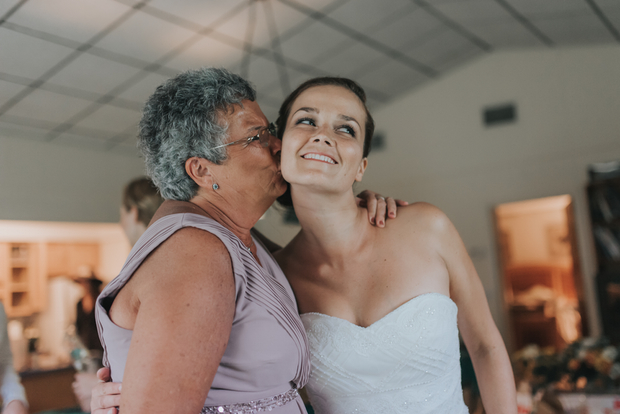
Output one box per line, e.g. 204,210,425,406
355,158,368,182
128,206,139,224
185,157,214,189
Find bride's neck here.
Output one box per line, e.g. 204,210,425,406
290,186,369,256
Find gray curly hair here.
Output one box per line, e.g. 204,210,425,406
138,67,256,200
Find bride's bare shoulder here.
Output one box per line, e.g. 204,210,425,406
396,202,450,229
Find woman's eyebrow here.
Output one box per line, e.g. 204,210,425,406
293,107,318,115
340,114,360,128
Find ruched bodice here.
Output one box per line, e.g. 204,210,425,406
96,213,310,413
301,293,468,414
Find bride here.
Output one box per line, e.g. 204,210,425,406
272,77,516,413
91,76,517,413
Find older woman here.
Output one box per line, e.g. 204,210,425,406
94,68,395,414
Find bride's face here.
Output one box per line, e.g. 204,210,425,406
280,85,368,194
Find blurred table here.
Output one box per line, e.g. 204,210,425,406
20,365,79,413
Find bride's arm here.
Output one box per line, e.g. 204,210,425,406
433,207,517,414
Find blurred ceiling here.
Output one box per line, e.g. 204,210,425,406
1,0,619,155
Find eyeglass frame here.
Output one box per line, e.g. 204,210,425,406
207,122,277,150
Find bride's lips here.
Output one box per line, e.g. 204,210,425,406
301,152,338,164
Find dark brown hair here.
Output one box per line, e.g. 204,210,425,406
276,77,374,207
122,177,164,226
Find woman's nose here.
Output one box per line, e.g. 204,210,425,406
313,128,333,146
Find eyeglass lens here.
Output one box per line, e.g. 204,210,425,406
257,123,276,147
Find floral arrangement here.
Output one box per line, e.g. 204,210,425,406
513,337,620,394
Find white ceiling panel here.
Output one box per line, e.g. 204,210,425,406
213,4,261,46
147,0,247,29
0,26,75,79
309,38,356,70
533,14,618,45
53,132,110,153
9,0,131,43
595,3,620,29
464,18,545,48
71,104,140,136
46,54,142,96
356,60,428,99
371,8,445,51
328,0,414,32
406,28,475,67
95,10,197,64
434,0,511,23
280,21,353,64
0,0,21,17
166,35,242,72
108,141,141,157
215,0,310,49
115,72,172,103
4,89,91,125
505,0,591,17
246,55,288,94
0,80,27,108
316,42,387,76
432,44,484,73
0,121,48,143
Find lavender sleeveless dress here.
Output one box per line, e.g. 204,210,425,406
96,213,310,413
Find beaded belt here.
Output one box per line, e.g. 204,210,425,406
201,388,299,414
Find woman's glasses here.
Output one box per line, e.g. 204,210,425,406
207,123,277,150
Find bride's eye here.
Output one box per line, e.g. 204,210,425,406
296,117,316,126
337,125,356,137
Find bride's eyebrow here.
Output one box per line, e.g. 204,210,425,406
293,107,318,115
339,114,360,129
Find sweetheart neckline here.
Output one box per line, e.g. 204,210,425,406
299,292,456,329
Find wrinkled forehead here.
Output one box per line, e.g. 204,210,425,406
221,99,268,130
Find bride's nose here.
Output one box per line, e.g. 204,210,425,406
312,129,333,146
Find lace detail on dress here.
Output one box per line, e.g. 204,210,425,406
301,293,469,414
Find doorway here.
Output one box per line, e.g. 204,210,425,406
494,195,588,351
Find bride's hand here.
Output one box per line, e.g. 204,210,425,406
356,190,408,227
91,367,122,414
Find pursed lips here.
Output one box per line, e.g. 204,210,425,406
302,153,337,164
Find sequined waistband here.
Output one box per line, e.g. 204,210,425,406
201,388,299,414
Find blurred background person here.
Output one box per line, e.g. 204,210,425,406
71,177,163,413
0,302,28,414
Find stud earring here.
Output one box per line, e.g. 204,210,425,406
212,183,219,190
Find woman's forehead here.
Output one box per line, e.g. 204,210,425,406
226,100,267,130
292,85,365,114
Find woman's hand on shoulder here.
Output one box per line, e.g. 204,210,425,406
356,189,408,227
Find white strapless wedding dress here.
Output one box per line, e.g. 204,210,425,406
301,293,469,414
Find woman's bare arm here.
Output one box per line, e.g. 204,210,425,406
433,208,517,414
118,228,236,414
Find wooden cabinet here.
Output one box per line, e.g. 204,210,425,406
0,243,47,317
0,242,99,318
46,243,99,277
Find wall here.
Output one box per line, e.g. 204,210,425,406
257,44,620,340
0,134,144,222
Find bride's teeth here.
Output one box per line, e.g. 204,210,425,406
304,154,335,164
